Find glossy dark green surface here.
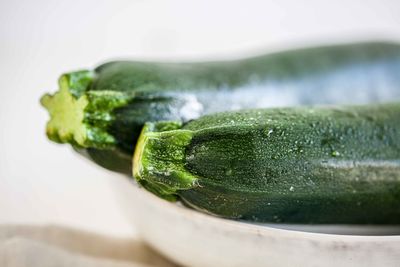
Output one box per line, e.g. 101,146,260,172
42,42,400,174
134,103,400,224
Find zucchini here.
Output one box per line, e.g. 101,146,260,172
41,42,400,174
133,103,400,224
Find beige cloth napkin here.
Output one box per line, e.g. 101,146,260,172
0,224,179,267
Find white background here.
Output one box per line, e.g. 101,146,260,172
1,0,400,237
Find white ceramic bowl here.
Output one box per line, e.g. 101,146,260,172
111,175,400,267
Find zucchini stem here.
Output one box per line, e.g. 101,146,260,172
133,121,199,200
40,71,131,149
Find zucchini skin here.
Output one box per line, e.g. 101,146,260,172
42,42,400,174
134,103,400,224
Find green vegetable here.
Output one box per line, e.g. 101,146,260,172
134,103,400,224
41,42,400,174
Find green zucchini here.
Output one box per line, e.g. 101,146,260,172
41,42,400,174
133,103,400,224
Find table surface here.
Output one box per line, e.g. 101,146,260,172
1,0,400,238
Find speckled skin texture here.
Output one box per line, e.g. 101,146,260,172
135,103,400,224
